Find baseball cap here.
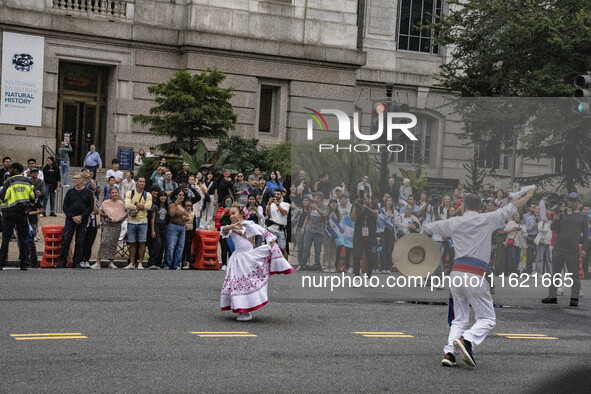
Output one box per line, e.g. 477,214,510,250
224,172,231,177
567,192,581,200
9,162,24,172
30,167,39,173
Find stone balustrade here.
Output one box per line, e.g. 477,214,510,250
52,0,127,19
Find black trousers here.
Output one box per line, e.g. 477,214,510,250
352,236,377,278
183,229,196,263
60,217,87,266
0,209,30,267
83,226,98,262
548,249,581,299
148,223,167,267
220,238,232,266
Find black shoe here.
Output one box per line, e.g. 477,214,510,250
453,337,476,367
542,297,558,304
296,265,306,272
570,298,579,307
58,262,68,268
49,212,57,217
20,265,28,271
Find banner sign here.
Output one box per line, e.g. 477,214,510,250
118,147,134,171
0,32,45,126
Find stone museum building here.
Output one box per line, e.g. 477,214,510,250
0,0,551,182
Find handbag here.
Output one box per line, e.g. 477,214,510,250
506,238,515,247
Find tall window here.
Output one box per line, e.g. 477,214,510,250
476,141,510,171
398,0,442,54
258,85,278,133
396,116,435,166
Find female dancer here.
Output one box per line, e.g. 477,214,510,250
220,202,295,321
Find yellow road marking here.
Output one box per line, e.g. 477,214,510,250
11,333,83,337
497,334,557,339
191,332,251,334
496,334,547,336
354,332,405,335
196,334,257,337
362,335,414,338
14,336,87,340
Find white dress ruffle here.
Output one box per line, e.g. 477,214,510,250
220,221,294,313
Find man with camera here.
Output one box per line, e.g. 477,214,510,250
266,189,290,259
299,192,329,271
124,176,153,269
351,190,379,279
542,192,588,307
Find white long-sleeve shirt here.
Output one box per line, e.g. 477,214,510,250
422,203,517,263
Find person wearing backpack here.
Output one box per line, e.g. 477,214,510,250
124,176,152,269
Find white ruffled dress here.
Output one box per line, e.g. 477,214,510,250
220,220,295,313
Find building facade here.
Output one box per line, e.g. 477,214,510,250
0,0,551,185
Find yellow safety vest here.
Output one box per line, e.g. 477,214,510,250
0,174,36,211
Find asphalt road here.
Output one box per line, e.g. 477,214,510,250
1,269,590,393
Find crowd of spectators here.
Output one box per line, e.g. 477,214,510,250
1,151,590,292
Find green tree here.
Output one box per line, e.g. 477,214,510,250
132,68,237,155
216,136,269,175
431,0,591,190
267,142,291,176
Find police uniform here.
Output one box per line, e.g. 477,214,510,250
0,167,36,269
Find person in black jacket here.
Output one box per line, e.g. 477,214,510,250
59,173,94,268
42,157,61,217
542,192,589,307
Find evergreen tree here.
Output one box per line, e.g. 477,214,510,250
133,68,237,155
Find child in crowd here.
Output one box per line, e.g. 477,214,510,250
220,202,295,321
103,176,116,202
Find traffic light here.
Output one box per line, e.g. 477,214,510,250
370,99,387,135
573,73,591,114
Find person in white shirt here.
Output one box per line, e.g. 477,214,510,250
105,159,124,189
119,171,136,199
134,148,146,167
145,146,156,157
422,189,535,368
265,189,290,259
399,178,412,206
24,158,44,180
356,175,372,198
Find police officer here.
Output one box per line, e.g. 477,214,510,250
0,162,36,270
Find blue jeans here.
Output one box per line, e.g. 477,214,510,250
301,232,324,269
535,244,551,276
43,183,57,213
506,246,520,275
526,241,536,274
60,161,70,185
165,223,185,269
433,241,444,278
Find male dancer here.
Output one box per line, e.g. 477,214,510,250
422,188,535,368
